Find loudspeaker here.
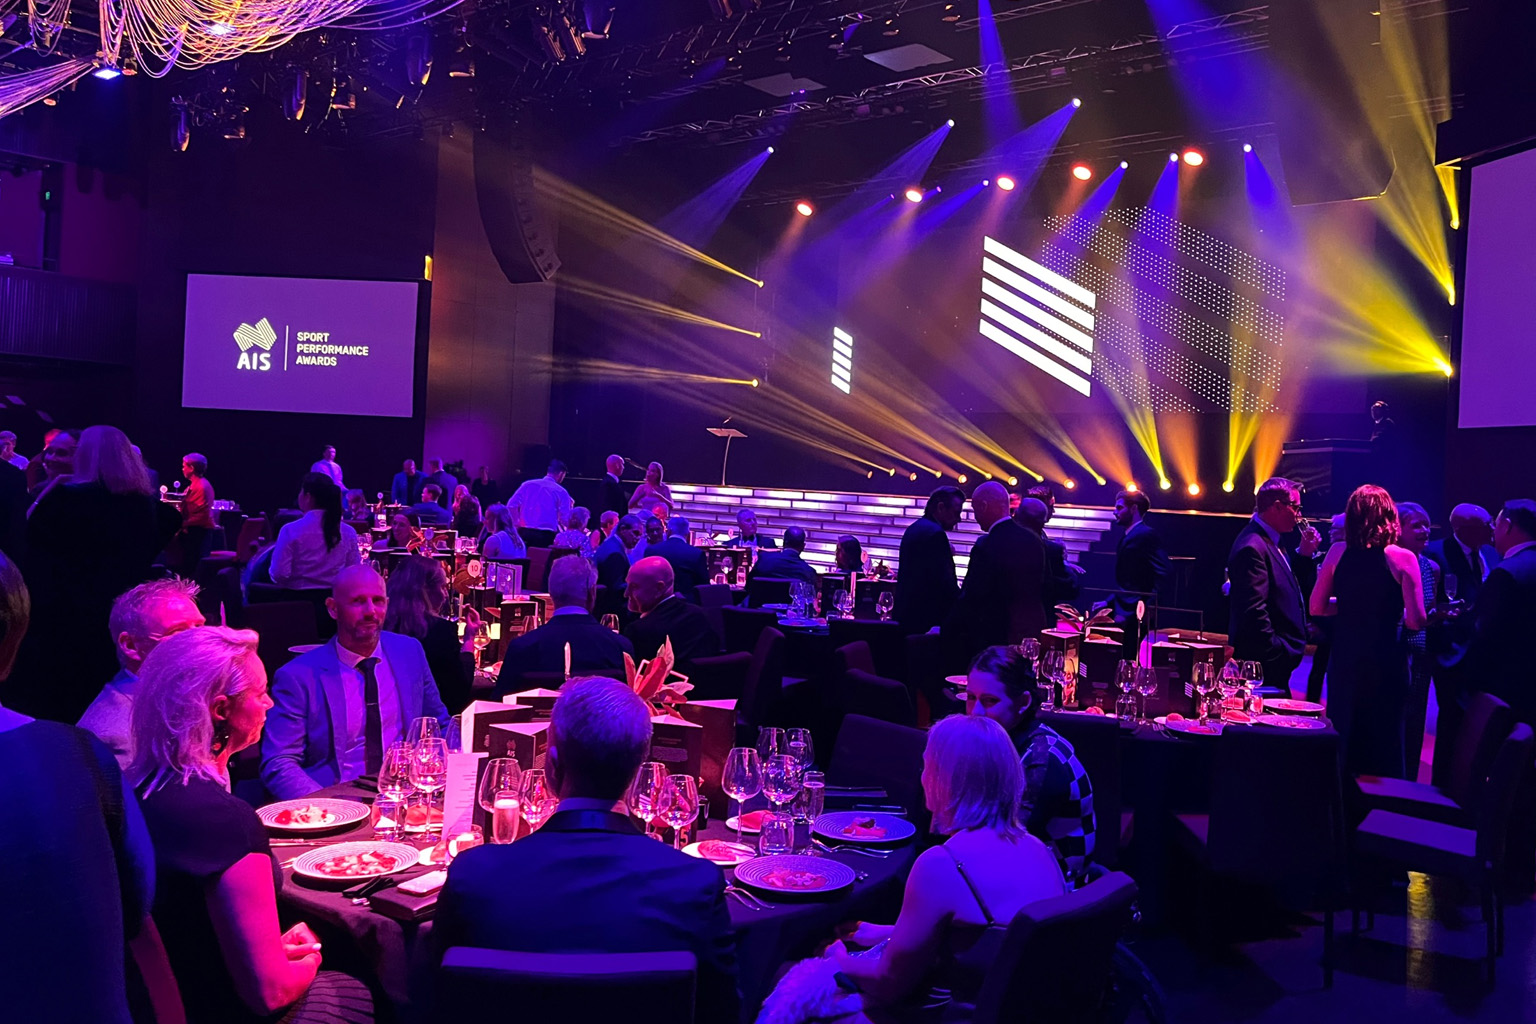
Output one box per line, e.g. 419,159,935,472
1269,0,1395,206
473,117,560,283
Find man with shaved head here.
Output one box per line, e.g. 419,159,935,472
1016,496,1078,616
1426,503,1501,607
601,454,628,518
748,525,820,588
623,556,722,666
947,481,1047,661
261,564,451,798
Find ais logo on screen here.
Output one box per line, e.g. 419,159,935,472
234,317,277,371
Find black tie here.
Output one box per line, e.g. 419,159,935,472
360,656,383,775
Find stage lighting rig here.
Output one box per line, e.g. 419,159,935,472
1071,164,1092,181
1182,149,1204,166
996,176,1016,191
795,201,814,217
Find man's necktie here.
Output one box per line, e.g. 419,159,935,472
359,656,383,775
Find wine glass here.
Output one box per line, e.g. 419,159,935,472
763,753,803,812
519,769,558,832
1443,573,1459,604
373,743,413,839
756,726,785,761
409,738,449,837
1134,666,1158,723
831,589,852,619
477,758,523,844
1192,662,1219,723
408,717,442,747
627,761,669,839
786,727,815,772
875,591,895,621
1114,660,1138,718
1038,650,1065,713
660,774,700,851
722,747,763,847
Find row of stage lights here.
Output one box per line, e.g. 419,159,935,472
859,469,1258,498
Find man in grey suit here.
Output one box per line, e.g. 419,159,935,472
261,564,451,799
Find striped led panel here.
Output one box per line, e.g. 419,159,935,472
980,236,1096,397
831,326,853,394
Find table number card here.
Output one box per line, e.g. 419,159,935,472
442,751,486,837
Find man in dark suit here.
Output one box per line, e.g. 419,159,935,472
600,454,628,519
595,515,643,599
722,509,777,551
431,676,740,1020
948,481,1047,662
1110,489,1170,652
748,526,820,587
424,457,457,509
1015,497,1075,619
646,517,710,603
494,556,633,696
895,486,965,634
1227,477,1321,694
623,556,722,666
390,458,424,506
406,484,452,526
1426,503,1501,607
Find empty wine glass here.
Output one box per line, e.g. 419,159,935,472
409,738,449,837
1038,650,1065,713
477,758,523,844
1134,666,1158,723
408,717,442,747
832,589,852,619
660,775,700,851
1019,637,1041,673
786,727,815,772
1192,662,1219,723
373,743,413,840
519,769,558,832
763,754,803,811
756,726,785,761
875,591,895,621
627,761,668,839
722,747,763,847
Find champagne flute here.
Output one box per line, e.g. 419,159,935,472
409,738,449,837
786,727,815,772
477,758,523,844
519,769,558,832
875,591,895,621
722,747,763,847
661,775,700,851
627,761,668,839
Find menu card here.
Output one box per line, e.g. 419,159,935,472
650,715,703,781
505,687,561,719
488,721,551,771
443,751,485,837
460,700,534,753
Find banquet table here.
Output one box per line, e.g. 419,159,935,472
273,783,917,1021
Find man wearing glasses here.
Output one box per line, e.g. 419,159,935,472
1227,477,1321,695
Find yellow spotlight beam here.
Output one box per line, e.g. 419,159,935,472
561,276,763,337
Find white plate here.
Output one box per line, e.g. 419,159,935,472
1163,717,1223,737
684,840,757,866
1255,714,1328,730
1265,699,1325,715
725,811,771,834
734,854,856,895
257,798,369,832
291,841,420,882
813,811,916,844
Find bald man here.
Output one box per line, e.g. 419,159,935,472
1426,503,1501,607
1017,496,1078,614
947,481,1048,662
601,454,628,518
261,564,451,798
623,556,722,666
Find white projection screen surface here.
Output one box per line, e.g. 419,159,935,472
1459,147,1536,428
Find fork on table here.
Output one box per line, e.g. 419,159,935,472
811,838,891,858
725,886,769,911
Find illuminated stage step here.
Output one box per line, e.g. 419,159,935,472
670,483,1117,581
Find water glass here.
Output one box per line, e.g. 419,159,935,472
371,789,406,840
759,810,795,856
795,770,826,824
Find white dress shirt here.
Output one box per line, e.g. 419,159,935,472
1456,536,1490,580
5,453,26,471
335,640,403,782
508,476,574,531
271,510,361,589
311,459,345,488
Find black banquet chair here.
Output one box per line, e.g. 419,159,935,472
436,949,697,1024
721,605,777,655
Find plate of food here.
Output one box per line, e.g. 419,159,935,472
812,811,916,844
726,809,771,834
1255,714,1328,730
734,854,856,895
1220,709,1254,725
257,798,369,832
1264,699,1326,716
1161,714,1223,737
684,839,757,866
291,841,420,882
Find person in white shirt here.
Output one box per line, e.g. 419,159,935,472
310,445,344,489
506,459,573,549
0,431,28,471
271,473,361,591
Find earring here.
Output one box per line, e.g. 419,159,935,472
211,720,230,756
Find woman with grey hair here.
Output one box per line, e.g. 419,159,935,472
554,505,596,556
133,627,375,1024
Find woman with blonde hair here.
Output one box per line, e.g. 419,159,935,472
133,627,374,1024
627,461,675,514
383,554,478,712
1310,483,1426,777
480,502,527,560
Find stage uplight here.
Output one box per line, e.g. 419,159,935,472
750,378,760,388
1125,481,1138,492
795,201,814,217
1242,143,1253,153
1158,478,1172,491
1071,164,1092,181
904,187,924,203
1222,481,1235,493
1071,97,1082,108
1063,479,1076,490
1119,161,1128,169
996,175,1016,191
958,474,968,484
1187,482,1201,496
1182,149,1204,166
1168,152,1179,163
1007,476,1019,487
909,471,919,481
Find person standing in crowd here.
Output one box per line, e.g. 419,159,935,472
1227,477,1320,695
0,450,25,563
640,516,709,602
271,473,361,592
311,445,344,488
406,484,452,527
1309,485,1425,778
948,481,1047,661
600,454,628,518
507,459,574,549
424,458,456,509
7,426,171,722
624,556,722,667
134,626,376,1024
723,508,777,552
78,578,205,769
0,550,160,1024
391,458,424,506
1110,488,1170,652
554,506,596,555
452,494,482,539
176,450,216,574
0,430,28,471
431,676,739,1022
262,564,451,799
627,460,675,514
1016,497,1077,617
834,535,866,575
478,504,527,560
749,525,820,588
494,557,633,696
1427,503,1500,604
469,465,500,509
27,426,80,512
384,555,479,714
895,486,965,634
1394,501,1442,770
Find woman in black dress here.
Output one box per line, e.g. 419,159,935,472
1310,484,1427,778
383,554,479,713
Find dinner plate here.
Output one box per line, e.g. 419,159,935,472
1163,717,1223,737
1255,714,1328,730
257,797,370,832
726,810,771,834
734,854,856,896
291,841,421,882
813,811,916,844
1265,699,1326,715
684,840,757,866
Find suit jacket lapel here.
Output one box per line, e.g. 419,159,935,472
318,639,350,773
380,632,417,722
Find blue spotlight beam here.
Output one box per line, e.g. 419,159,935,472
1148,157,1179,218
1243,147,1294,248
659,148,773,248
991,101,1078,198
976,0,1022,144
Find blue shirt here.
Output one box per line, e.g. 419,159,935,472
508,476,574,532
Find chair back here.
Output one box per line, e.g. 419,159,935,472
842,669,915,727
827,714,928,826
212,566,246,627
1207,727,1343,880
685,652,753,702
1448,692,1513,811
437,948,696,1024
526,547,554,592
695,583,732,644
737,627,785,742
721,606,776,654
827,618,908,681
1475,723,1535,868
904,629,950,725
972,872,1138,1024
243,601,322,677
745,577,794,608
233,516,267,561
834,641,875,677
1040,711,1123,869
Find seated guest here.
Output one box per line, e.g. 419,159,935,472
78,578,206,769
642,513,666,550
1,550,159,1024
0,429,27,471
722,508,777,550
310,444,344,488
343,488,370,520
479,503,527,560
378,512,421,551
965,645,1096,882
749,526,821,587
554,505,596,554
596,514,643,593
624,556,722,666
493,557,633,697
648,515,710,601
271,472,361,591
384,555,479,714
895,486,965,635
469,465,499,509
391,458,424,506
261,565,451,799
431,676,739,1020
627,460,675,514
406,484,453,526
424,458,457,509
452,494,482,539
134,627,375,1024
597,509,620,541
805,714,1065,1018
834,534,866,575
